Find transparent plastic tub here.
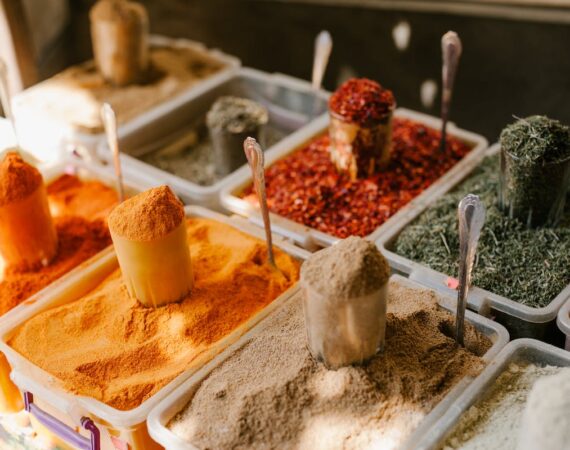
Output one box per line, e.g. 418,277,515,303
12,35,241,164
378,143,570,341
407,338,570,450
96,67,329,211
146,274,509,450
0,205,309,450
0,156,143,415
557,298,570,350
220,108,488,251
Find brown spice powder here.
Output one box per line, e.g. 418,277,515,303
0,152,42,206
168,280,491,450
108,186,184,241
8,218,300,411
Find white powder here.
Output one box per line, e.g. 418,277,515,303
517,368,570,450
441,363,564,450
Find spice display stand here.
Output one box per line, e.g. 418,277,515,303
12,35,241,164
96,67,329,211
0,155,143,415
219,107,488,251
557,298,570,351
407,338,570,450
146,274,508,450
378,144,570,341
0,206,309,450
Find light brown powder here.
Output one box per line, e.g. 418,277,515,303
168,280,491,450
107,185,184,241
0,152,43,206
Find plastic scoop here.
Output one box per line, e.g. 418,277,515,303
244,137,277,270
0,58,18,148
101,103,125,202
455,194,485,346
440,31,462,152
311,30,332,119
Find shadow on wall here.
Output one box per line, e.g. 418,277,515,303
69,0,570,141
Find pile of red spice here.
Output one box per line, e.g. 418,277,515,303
329,78,395,126
242,118,472,238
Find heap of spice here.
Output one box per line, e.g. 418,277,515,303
395,154,570,308
499,115,570,227
168,279,490,450
440,364,568,450
0,156,118,315
242,118,472,238
9,217,300,411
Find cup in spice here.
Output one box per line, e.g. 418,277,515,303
206,96,268,176
0,152,58,271
90,0,150,86
300,236,390,369
108,185,194,307
328,78,396,180
499,115,570,228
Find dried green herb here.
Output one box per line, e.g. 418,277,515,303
499,116,570,227
395,154,570,308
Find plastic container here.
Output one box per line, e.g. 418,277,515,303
220,107,488,251
0,205,309,450
557,298,570,350
407,338,570,450
12,35,240,164
0,156,143,415
378,143,570,341
146,274,509,450
96,67,329,210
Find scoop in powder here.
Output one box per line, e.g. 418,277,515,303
0,152,42,206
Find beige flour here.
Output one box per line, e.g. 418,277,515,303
168,280,490,450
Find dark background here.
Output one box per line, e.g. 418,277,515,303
52,0,570,141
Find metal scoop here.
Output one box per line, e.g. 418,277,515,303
440,31,462,152
0,58,18,148
244,137,278,270
101,103,125,202
455,194,485,346
310,30,332,120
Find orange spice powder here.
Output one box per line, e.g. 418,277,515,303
9,217,300,410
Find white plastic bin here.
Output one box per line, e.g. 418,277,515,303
557,299,570,351
0,205,308,450
96,67,329,211
407,338,570,450
220,108,488,251
378,143,570,341
146,275,508,450
12,36,240,164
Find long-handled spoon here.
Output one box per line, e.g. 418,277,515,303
310,30,332,120
101,103,125,202
244,137,278,269
455,194,485,346
440,31,462,152
0,58,19,147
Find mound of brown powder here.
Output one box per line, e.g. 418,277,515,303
0,152,42,205
168,279,491,450
108,186,184,241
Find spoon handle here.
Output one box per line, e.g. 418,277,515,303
101,103,125,202
440,31,462,152
244,137,276,268
0,58,17,144
312,30,332,90
456,194,485,346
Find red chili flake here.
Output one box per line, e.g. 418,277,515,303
329,78,395,126
242,118,473,239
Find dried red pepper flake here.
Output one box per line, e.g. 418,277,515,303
242,118,472,239
329,78,395,126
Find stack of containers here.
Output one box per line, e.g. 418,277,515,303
377,144,570,341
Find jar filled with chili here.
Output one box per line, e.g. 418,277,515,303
329,78,396,180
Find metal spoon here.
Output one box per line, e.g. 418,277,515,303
0,58,18,147
101,103,125,202
244,137,277,269
455,194,485,347
310,30,332,120
440,31,462,152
